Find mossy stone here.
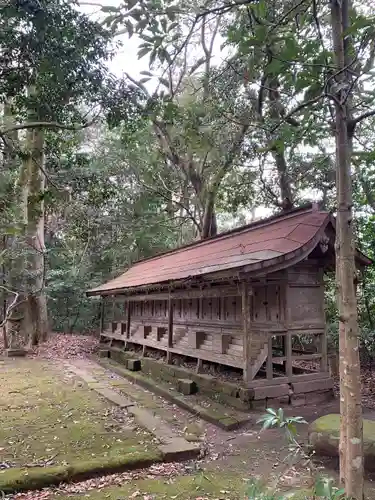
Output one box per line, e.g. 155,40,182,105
98,349,110,358
309,413,375,471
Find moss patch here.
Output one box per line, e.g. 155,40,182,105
0,360,161,492
56,471,249,499
0,451,162,493
310,413,375,437
309,413,375,471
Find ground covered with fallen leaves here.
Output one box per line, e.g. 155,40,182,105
2,333,375,499
0,358,161,495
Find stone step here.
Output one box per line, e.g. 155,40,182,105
66,361,200,462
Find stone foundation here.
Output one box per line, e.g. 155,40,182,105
102,348,334,410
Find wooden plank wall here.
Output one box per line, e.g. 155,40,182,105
100,260,329,379
102,265,325,333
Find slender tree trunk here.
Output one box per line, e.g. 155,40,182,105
1,236,8,350
330,0,363,497
3,102,30,352
26,127,48,345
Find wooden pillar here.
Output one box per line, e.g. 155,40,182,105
100,297,105,333
320,329,328,372
282,278,292,378
168,296,173,347
286,332,293,378
196,358,203,373
167,296,173,364
266,335,273,380
241,281,252,386
126,300,131,339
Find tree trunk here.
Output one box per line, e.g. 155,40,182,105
190,170,218,239
1,235,9,350
330,0,363,497
268,77,294,209
3,102,31,352
24,127,48,345
201,190,218,239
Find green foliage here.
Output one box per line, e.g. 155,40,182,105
255,409,347,499
0,0,112,120
257,408,307,444
247,478,284,500
314,477,346,500
44,124,183,332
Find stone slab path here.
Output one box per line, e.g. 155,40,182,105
64,359,200,462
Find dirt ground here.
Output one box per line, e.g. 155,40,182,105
2,334,375,499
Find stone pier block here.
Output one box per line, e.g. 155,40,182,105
177,378,197,395
126,358,141,371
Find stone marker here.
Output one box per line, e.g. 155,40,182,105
177,378,197,395
126,358,141,371
309,413,375,471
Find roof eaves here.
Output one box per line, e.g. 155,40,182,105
125,203,317,268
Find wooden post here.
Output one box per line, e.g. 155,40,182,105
100,298,104,333
167,296,173,364
241,281,252,386
286,332,293,378
196,358,203,373
282,280,293,379
168,296,173,347
266,335,273,380
320,329,328,372
126,300,131,339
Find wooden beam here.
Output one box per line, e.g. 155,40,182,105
292,354,322,361
241,281,252,386
114,285,243,302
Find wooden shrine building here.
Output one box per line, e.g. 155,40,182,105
87,204,371,403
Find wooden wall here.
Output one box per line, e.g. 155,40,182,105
101,259,327,374
129,296,243,326
286,262,325,329
103,262,326,333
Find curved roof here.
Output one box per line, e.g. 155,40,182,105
87,204,366,296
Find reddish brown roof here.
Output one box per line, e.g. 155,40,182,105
88,204,354,296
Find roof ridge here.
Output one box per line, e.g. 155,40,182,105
132,203,323,267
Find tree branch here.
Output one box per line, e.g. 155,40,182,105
125,73,151,97
0,286,20,329
269,93,325,133
352,109,375,126
196,0,257,18
0,117,99,135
